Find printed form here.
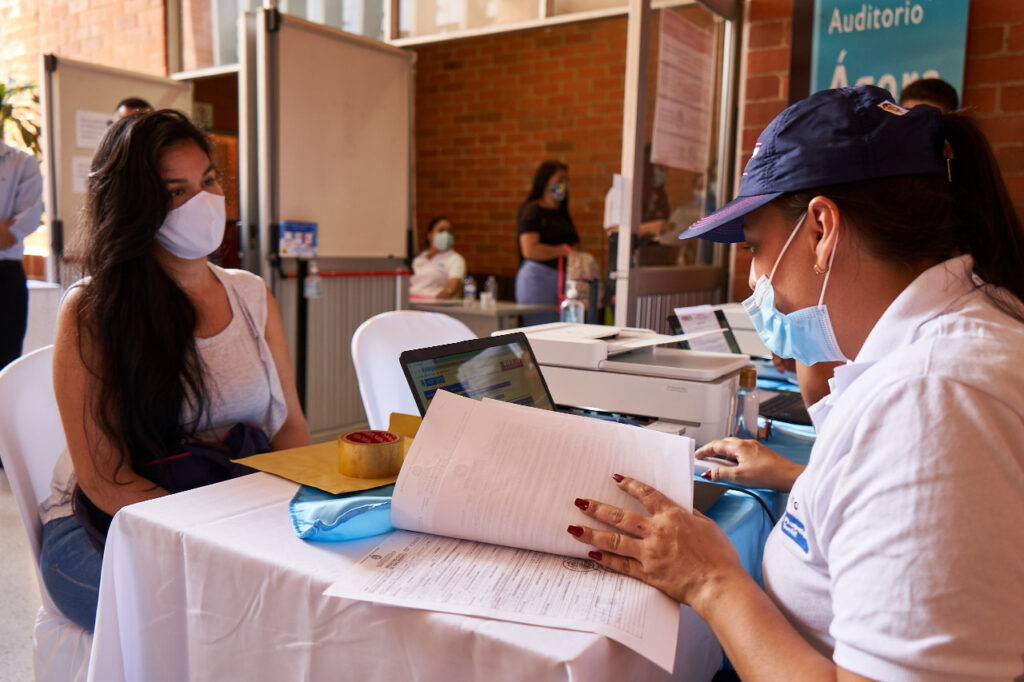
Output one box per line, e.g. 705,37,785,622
326,391,696,671
325,531,681,672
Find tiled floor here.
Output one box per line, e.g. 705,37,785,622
0,470,41,681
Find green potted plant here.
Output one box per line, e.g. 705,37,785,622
1,80,42,159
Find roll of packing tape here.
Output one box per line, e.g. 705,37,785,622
338,429,404,478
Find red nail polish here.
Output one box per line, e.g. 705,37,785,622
567,525,584,537
588,551,603,561
574,498,589,511
612,474,624,483
700,470,712,479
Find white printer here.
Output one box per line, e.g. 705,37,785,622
493,323,750,445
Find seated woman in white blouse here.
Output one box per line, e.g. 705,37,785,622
567,86,1024,681
409,216,467,300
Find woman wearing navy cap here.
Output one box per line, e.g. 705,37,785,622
567,86,1024,681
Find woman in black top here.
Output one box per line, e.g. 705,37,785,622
515,160,580,324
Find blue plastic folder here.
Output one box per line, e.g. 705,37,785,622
289,484,396,542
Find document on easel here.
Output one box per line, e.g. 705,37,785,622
324,390,695,672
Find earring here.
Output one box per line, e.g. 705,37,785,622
813,263,828,275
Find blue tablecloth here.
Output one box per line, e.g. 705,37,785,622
700,422,814,584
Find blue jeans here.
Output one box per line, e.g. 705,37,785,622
39,515,102,631
515,260,560,325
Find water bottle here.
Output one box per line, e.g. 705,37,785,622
732,367,760,438
485,275,498,302
463,275,477,306
303,260,323,299
560,280,585,324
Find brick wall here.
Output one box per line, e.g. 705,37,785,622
965,1,1024,222
180,0,214,72
0,0,167,83
731,0,793,300
413,18,631,279
413,11,717,280
732,0,1024,300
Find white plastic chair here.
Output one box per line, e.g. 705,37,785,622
351,311,476,429
0,345,92,682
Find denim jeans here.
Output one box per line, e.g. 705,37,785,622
515,259,560,325
39,515,101,631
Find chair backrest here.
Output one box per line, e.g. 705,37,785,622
0,345,65,568
1,345,96,676
351,311,475,429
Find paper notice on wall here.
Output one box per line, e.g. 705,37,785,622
651,11,714,172
674,304,731,353
75,110,114,150
71,156,92,195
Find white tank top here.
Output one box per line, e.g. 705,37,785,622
40,264,288,524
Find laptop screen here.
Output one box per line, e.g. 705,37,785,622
400,333,556,415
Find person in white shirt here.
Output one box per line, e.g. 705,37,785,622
409,216,466,300
0,138,43,372
566,86,1024,681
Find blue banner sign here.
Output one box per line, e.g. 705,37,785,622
811,0,970,101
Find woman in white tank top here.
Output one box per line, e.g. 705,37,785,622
39,110,310,631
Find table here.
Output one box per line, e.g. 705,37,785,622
409,300,558,337
87,474,723,682
87,429,814,682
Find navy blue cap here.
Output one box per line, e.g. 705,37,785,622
683,85,947,243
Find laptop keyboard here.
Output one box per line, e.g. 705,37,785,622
759,391,812,427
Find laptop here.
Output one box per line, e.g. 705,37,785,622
759,391,813,427
399,333,556,416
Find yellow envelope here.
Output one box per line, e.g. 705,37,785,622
233,414,423,494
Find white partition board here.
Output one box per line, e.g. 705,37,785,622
41,56,192,259
270,15,412,259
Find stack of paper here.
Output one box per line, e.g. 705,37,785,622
326,391,696,671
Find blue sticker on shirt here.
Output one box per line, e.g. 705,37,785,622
781,511,809,553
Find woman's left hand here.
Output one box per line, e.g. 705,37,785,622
569,475,747,609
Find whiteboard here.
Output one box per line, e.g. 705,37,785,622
259,12,413,259
40,55,193,260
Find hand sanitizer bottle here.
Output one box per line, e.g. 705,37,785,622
560,280,585,324
483,275,498,307
303,260,323,299
732,367,760,438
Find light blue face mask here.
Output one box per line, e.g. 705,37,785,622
551,181,567,202
741,211,848,366
432,231,453,251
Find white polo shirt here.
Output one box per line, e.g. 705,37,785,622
762,255,1024,681
409,249,466,299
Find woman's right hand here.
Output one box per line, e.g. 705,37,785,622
695,437,804,492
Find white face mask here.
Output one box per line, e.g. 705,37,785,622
155,191,226,260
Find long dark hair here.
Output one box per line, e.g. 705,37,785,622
76,109,214,481
521,160,571,221
775,113,1024,323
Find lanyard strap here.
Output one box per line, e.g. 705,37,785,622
557,255,566,305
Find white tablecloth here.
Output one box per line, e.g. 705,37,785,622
87,473,722,682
